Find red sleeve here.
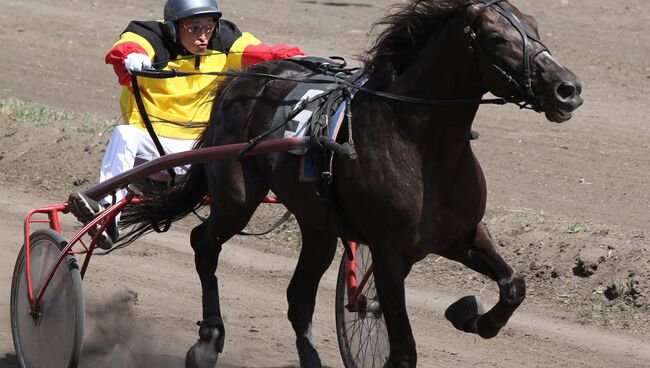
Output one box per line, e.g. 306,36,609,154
105,42,149,86
241,43,305,68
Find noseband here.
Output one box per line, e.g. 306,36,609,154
464,0,549,111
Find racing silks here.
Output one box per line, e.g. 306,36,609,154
105,19,303,140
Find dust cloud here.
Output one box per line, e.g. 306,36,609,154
80,290,184,368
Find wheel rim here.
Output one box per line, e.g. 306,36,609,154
11,230,84,368
336,244,389,368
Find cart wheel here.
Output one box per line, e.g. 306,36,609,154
11,229,84,368
335,243,389,368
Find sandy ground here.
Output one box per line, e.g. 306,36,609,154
0,0,649,367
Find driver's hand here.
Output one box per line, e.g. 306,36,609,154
124,53,152,73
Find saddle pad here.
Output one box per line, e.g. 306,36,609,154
273,74,341,155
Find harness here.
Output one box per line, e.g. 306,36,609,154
126,2,554,251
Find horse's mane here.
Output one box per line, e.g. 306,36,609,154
363,0,471,86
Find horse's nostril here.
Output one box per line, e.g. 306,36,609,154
556,82,577,99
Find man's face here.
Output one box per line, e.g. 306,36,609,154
178,16,217,54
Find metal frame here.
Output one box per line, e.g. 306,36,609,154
21,136,324,315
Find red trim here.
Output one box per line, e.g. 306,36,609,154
242,43,304,68
23,205,62,311
105,42,149,86
83,137,309,200
345,242,358,309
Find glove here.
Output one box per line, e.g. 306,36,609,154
124,53,152,73
276,47,304,59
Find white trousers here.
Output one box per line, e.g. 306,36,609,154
99,125,196,205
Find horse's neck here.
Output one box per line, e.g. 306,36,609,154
378,15,481,155
394,15,481,104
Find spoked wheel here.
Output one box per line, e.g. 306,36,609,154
335,243,389,368
11,229,84,368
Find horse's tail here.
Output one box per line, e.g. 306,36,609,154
117,162,208,246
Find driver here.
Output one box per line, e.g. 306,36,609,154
68,0,303,250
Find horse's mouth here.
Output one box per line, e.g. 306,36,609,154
544,96,583,123
544,106,573,123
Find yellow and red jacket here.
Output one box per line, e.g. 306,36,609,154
105,20,303,139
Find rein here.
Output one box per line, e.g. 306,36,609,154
131,67,513,107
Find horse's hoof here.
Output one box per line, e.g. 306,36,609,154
185,327,220,368
445,295,484,334
296,336,323,368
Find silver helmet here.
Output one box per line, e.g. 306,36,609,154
163,0,222,22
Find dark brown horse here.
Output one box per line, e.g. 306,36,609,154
121,0,582,367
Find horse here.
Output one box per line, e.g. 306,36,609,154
120,0,582,366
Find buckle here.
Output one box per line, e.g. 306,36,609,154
321,171,332,184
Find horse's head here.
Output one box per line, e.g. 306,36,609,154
463,0,583,122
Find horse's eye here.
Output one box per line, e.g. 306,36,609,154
490,35,509,45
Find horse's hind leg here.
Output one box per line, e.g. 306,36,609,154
186,220,224,368
186,161,270,368
287,220,338,367
441,222,525,339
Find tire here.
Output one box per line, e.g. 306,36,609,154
11,229,85,368
335,243,390,368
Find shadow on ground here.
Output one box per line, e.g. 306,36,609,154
0,353,18,368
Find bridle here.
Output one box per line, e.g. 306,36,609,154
464,0,550,111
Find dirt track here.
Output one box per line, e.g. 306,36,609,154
1,0,649,367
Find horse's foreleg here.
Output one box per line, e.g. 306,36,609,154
371,246,416,368
442,222,525,339
287,221,337,368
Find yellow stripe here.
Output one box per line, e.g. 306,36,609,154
113,32,156,59
227,32,262,71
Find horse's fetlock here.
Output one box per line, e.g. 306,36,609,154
476,313,502,339
388,354,417,368
497,273,526,306
296,335,322,367
198,316,225,352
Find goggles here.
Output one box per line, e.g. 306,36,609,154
180,22,216,35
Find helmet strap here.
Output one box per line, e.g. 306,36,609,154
162,20,178,44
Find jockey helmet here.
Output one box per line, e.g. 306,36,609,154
164,0,222,22
163,0,222,44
